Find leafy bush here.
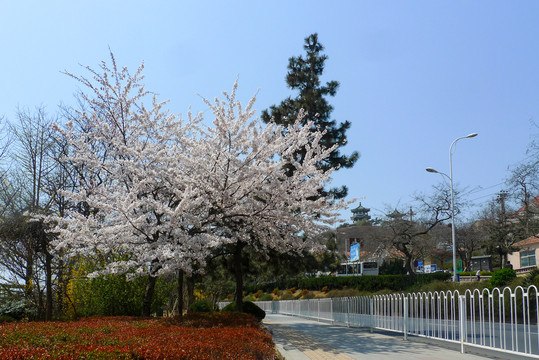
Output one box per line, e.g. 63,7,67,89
245,272,451,295
221,301,266,321
326,288,361,298
379,259,406,275
243,301,266,321
258,293,273,301
524,269,539,288
301,292,316,299
0,300,37,320
0,315,15,323
188,300,213,313
490,268,517,288
280,292,296,300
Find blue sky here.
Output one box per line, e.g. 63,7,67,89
1,1,538,222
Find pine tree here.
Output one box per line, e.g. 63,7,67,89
261,33,359,199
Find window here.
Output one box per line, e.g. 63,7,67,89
520,250,537,267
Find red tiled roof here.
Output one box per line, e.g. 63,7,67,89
515,195,539,215
515,235,539,247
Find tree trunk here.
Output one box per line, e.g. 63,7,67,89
177,269,184,316
45,251,53,321
24,252,34,301
186,276,195,310
233,242,246,313
142,275,157,317
404,257,416,282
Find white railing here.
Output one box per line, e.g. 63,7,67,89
218,285,539,358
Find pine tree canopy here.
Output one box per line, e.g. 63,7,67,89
261,33,359,199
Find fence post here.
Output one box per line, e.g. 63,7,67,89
346,298,350,327
459,294,465,354
370,297,374,333
404,296,408,341
331,298,334,324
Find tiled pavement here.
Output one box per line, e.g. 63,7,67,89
263,314,501,360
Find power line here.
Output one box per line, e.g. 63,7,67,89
469,193,499,202
463,182,505,196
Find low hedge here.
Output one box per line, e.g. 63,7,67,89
245,272,451,294
221,301,266,321
188,300,214,313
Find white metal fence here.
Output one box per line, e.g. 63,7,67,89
219,285,539,358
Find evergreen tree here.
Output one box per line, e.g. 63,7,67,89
261,33,359,199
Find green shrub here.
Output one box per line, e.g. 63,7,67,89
188,300,213,313
490,268,517,288
280,292,296,300
221,301,265,321
525,269,539,288
301,292,316,299
0,315,16,323
245,272,451,296
379,259,406,275
258,293,273,301
326,288,361,298
0,300,37,320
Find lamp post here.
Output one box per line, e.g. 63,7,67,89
426,133,477,282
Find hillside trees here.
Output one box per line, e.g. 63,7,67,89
53,54,345,315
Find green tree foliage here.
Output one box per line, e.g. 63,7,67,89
261,33,358,199
70,273,174,317
379,259,407,275
489,268,517,288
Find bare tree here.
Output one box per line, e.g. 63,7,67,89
1,107,59,320
455,221,488,270
382,184,460,277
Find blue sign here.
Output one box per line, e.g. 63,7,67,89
350,243,360,262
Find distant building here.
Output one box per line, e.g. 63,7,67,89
507,194,539,273
508,235,539,272
350,203,371,224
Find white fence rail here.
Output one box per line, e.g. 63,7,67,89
219,285,539,358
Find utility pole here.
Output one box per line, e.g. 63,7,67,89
496,191,508,267
497,191,508,222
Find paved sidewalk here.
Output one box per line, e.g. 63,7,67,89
263,314,501,360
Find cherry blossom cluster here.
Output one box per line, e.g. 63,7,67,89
51,54,349,278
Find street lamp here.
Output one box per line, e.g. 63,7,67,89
426,133,477,282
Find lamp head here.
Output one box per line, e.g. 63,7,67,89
426,167,439,173
466,133,478,138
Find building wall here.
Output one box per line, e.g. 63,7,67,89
508,242,539,270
